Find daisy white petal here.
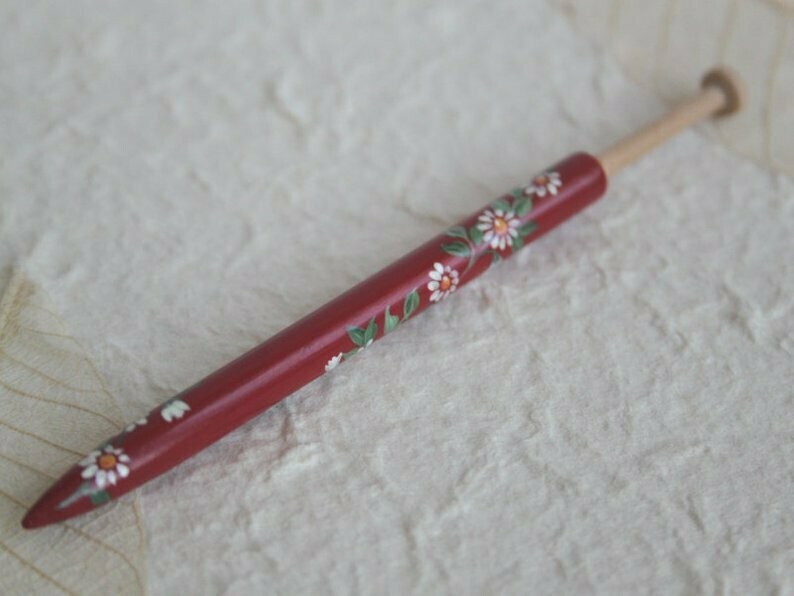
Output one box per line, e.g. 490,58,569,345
80,451,100,466
116,464,130,478
81,464,98,479
428,281,439,291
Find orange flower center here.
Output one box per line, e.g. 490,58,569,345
440,275,452,291
493,217,508,235
534,175,548,185
98,453,117,470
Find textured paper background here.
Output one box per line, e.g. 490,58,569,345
1,0,792,594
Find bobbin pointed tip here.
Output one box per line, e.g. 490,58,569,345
21,507,46,529
21,488,65,529
21,465,95,529
701,66,745,117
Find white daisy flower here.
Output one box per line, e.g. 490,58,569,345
325,352,344,372
80,445,131,489
161,399,191,422
476,209,520,250
427,262,460,303
125,417,147,432
523,171,562,197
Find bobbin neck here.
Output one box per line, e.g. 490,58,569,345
597,67,744,177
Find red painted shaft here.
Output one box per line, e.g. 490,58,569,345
23,152,606,528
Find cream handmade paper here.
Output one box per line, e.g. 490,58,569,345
0,0,792,594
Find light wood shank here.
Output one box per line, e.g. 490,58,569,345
597,67,744,177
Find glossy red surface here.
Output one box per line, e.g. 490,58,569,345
23,152,606,528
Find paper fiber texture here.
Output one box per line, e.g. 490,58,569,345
0,0,792,594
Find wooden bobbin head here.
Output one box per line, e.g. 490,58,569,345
701,67,745,117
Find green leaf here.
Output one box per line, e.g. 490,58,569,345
512,236,524,252
343,349,359,360
403,289,419,319
90,490,111,506
363,318,378,344
513,197,532,217
468,225,484,245
445,225,469,240
441,241,470,257
491,198,511,213
347,326,366,347
384,307,400,334
518,221,537,238
509,187,524,199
